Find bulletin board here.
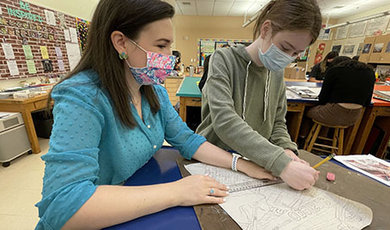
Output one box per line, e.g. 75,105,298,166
0,0,90,80
198,39,252,66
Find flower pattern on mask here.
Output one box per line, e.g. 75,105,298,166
128,51,176,85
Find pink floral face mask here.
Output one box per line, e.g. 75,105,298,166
125,40,176,85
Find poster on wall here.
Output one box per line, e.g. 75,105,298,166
215,41,228,50
55,47,63,58
1,43,15,59
298,47,310,61
356,43,364,56
373,43,384,53
58,59,65,71
69,27,78,43
7,60,19,76
26,60,37,74
385,42,390,53
22,45,33,59
331,45,342,54
335,26,348,40
40,46,49,59
314,43,326,64
318,28,331,40
362,44,372,54
366,15,390,36
198,39,252,66
44,10,56,26
342,45,355,56
76,18,90,52
349,21,367,38
201,40,215,53
64,29,71,41
65,42,81,70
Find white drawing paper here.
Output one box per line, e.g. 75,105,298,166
185,163,373,230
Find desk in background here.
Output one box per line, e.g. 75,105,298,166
352,84,390,158
107,148,389,229
0,94,49,154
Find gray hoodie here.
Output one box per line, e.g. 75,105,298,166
196,44,297,176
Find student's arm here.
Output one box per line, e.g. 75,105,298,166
269,82,298,152
192,141,275,180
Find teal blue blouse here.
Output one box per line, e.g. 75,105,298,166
35,70,206,229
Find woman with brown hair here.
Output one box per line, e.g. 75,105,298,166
308,51,339,82
35,0,274,229
197,0,322,191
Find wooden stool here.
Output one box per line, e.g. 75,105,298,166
304,119,350,155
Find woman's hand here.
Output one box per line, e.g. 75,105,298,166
172,175,229,206
280,161,319,190
237,158,276,180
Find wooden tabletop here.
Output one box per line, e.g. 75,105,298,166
178,151,389,230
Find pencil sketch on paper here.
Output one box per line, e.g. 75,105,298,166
185,163,373,230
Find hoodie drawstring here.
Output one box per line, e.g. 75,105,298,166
242,61,251,120
263,70,271,123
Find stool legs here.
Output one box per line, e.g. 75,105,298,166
304,122,318,150
304,121,347,155
338,128,344,155
307,123,322,152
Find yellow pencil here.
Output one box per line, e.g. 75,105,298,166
312,153,335,169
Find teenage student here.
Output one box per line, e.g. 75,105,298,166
196,0,322,191
35,0,274,229
308,51,339,82
307,56,375,126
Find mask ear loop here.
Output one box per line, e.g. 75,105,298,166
129,39,148,53
125,39,148,68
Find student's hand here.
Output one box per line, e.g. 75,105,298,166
237,158,276,180
284,149,309,166
172,175,228,206
280,161,319,190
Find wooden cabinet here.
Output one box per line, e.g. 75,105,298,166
164,77,183,106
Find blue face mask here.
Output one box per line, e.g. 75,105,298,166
258,43,296,71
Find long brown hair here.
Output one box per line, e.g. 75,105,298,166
253,0,322,44
48,0,174,128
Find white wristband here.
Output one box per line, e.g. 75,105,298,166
232,153,242,171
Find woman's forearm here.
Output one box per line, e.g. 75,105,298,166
62,184,179,230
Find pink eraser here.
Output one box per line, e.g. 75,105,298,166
326,172,335,181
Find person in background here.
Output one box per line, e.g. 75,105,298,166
35,0,274,229
197,0,322,191
172,50,184,76
307,56,375,126
198,44,230,91
308,51,339,82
